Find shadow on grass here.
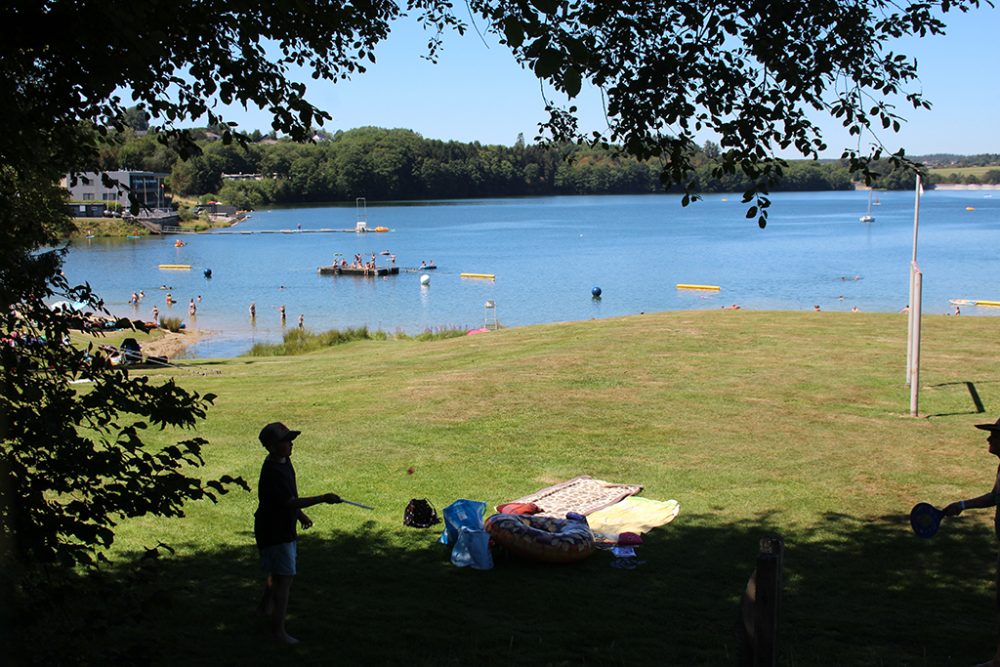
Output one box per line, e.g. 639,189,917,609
8,514,999,666
927,379,997,418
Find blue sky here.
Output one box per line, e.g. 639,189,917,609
217,6,1000,157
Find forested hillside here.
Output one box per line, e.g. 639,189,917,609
96,125,996,208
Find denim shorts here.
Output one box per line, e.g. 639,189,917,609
259,540,297,576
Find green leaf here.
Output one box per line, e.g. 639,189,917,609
530,0,560,14
503,18,525,48
563,68,582,98
534,49,562,78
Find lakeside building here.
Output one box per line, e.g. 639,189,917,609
62,170,171,215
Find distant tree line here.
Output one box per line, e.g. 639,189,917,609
97,125,1000,208
929,169,1000,185
915,153,1000,168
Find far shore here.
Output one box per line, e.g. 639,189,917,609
930,183,1000,190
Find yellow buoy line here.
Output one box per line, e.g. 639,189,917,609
460,273,496,280
158,264,192,270
676,283,720,291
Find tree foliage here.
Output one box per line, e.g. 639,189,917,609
0,0,985,575
97,127,858,206
468,0,986,225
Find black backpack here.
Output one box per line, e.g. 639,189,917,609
403,498,440,528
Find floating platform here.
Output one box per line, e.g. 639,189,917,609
953,298,1000,307
159,264,192,270
318,265,400,277
676,283,720,291
208,228,362,235
461,272,495,280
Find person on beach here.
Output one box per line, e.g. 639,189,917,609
151,305,159,323
189,299,197,317
254,422,342,645
249,302,256,320
941,418,1000,667
279,305,286,324
297,314,304,329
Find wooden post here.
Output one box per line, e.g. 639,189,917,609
753,536,783,667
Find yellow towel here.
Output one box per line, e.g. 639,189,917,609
587,496,680,542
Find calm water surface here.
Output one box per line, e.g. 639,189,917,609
61,191,1000,357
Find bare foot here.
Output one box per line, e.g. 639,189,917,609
272,632,300,645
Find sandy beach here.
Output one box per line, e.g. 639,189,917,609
143,329,206,359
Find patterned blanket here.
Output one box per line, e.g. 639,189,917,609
503,475,643,517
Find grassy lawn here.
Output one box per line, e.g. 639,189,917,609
69,216,149,238
47,311,1000,665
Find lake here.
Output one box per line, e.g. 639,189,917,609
61,190,1000,358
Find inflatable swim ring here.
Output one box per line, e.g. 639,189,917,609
485,513,594,563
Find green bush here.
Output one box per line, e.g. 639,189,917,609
247,325,469,356
158,316,183,333
396,327,469,342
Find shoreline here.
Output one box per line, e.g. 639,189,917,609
930,184,1000,190
144,329,207,359
173,305,999,360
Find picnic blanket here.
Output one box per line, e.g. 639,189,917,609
586,496,681,543
503,476,643,517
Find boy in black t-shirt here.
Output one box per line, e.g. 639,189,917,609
254,421,341,644
942,417,1000,667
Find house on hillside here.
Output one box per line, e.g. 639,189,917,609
62,170,171,217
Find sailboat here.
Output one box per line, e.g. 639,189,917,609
859,190,875,223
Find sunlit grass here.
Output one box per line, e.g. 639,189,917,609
57,311,1000,664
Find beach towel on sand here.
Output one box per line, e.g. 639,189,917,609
586,496,681,543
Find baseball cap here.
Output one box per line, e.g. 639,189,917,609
975,417,1000,432
259,422,301,448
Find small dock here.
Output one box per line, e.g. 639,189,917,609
318,265,400,277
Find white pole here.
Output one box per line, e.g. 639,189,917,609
910,268,922,417
912,174,922,265
906,174,923,385
906,264,914,385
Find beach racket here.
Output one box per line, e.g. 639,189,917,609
910,502,944,538
341,498,374,510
